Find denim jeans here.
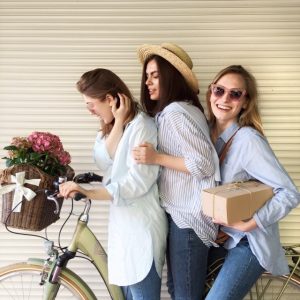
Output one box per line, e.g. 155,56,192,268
122,260,161,300
166,214,209,300
205,237,265,300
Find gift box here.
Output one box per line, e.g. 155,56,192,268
201,181,273,224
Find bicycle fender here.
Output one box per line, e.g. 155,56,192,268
27,258,97,300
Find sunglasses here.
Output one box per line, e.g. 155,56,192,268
210,84,247,101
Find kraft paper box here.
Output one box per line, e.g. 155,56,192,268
201,181,273,224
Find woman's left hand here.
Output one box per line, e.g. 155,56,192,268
213,218,258,232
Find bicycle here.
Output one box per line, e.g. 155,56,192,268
0,173,299,299
205,244,300,300
0,173,124,300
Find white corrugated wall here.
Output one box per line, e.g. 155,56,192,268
0,1,299,299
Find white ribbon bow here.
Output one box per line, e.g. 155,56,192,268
0,171,41,212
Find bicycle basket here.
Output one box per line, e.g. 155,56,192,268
0,164,74,231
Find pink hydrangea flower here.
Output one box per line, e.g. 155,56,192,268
4,131,72,177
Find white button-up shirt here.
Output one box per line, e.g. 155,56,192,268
94,112,168,286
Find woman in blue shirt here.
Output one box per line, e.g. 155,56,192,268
59,68,168,300
205,65,300,300
132,43,220,300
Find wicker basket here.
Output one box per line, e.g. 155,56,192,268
0,164,74,231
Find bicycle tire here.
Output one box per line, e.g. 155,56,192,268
244,272,300,300
0,262,96,300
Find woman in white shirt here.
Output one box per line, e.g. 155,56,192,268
59,68,168,300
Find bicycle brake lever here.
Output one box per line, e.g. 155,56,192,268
45,190,60,214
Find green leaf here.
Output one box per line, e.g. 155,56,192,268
6,159,14,167
3,145,18,151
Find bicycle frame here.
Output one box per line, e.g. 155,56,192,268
32,199,125,300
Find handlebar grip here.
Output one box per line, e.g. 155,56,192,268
74,172,103,183
74,192,87,201
92,173,103,182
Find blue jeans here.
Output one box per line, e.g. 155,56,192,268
122,260,161,300
205,237,265,300
166,214,209,300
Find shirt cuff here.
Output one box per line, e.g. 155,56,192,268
253,213,268,234
184,157,199,177
106,183,130,206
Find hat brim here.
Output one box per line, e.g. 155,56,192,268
137,44,199,94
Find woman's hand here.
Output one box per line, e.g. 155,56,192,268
59,181,86,199
111,93,130,125
213,218,258,232
132,142,158,164
105,93,131,158
132,143,189,172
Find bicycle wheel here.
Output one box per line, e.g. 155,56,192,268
0,262,94,300
244,272,300,300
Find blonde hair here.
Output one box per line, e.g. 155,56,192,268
206,65,264,136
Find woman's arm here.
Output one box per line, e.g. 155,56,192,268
132,142,189,173
133,110,215,178
106,116,160,206
59,181,112,200
241,131,300,229
213,217,258,232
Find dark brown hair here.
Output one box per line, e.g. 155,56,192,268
140,55,203,117
77,68,139,136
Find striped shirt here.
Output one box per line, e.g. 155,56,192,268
155,102,219,247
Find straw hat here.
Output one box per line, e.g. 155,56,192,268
137,43,199,94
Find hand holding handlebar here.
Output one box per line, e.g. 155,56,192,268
58,181,86,199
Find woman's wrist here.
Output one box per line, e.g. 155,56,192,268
114,118,125,128
155,152,164,165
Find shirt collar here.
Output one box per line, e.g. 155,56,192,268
125,111,142,129
218,122,240,143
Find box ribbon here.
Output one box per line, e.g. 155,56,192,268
0,171,41,212
212,182,254,221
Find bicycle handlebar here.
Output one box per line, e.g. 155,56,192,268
45,172,102,209
74,172,103,183
74,192,87,201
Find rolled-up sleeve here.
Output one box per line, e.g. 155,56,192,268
167,111,215,179
106,116,160,206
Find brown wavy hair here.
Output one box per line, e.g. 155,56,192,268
206,65,264,135
77,68,139,137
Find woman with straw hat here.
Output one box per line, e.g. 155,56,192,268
132,43,220,299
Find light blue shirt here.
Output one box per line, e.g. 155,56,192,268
94,112,168,286
216,122,300,275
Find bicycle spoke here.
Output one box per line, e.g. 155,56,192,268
244,274,300,300
0,264,89,299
